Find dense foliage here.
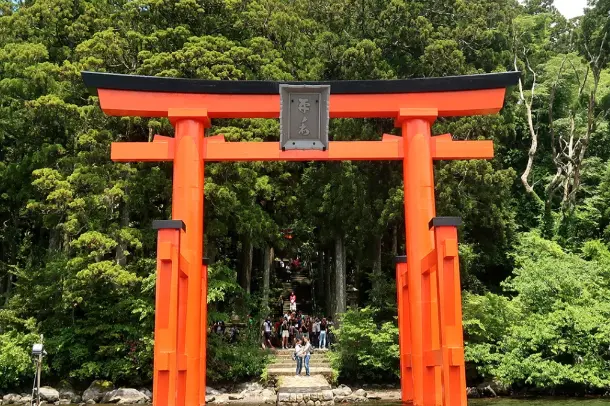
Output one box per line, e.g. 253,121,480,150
0,0,609,393
207,334,270,384
464,234,610,391
0,311,39,390
331,307,399,383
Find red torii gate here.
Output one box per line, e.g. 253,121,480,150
83,71,518,406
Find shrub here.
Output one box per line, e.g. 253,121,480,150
0,310,39,390
206,333,270,383
464,232,610,391
332,307,399,382
206,261,270,383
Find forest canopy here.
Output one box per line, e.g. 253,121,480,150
0,0,609,393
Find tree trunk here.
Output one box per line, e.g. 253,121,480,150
239,236,253,294
317,250,325,313
0,274,5,308
4,274,12,307
206,238,217,264
392,225,398,256
262,245,273,313
335,235,346,317
354,263,361,307
325,249,333,317
49,228,59,252
246,239,253,294
373,236,382,278
115,199,130,266
514,57,544,206
371,235,382,305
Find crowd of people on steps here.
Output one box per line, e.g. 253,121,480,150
261,291,334,350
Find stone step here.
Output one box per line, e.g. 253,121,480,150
276,349,327,351
268,367,333,377
272,355,330,362
275,348,329,353
274,354,329,361
274,349,330,354
276,377,334,406
271,362,330,368
277,376,332,393
273,353,329,358
271,357,330,363
272,360,330,365
273,359,330,365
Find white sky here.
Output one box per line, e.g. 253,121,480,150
553,0,587,19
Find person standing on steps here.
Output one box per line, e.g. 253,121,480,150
229,324,239,343
319,317,327,349
294,338,303,377
290,291,297,312
289,318,297,347
302,317,310,341
299,337,312,377
281,318,289,349
263,317,274,349
278,295,284,316
327,317,334,348
312,317,320,348
275,317,283,347
295,318,303,346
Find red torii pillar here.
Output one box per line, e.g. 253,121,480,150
150,109,210,406
431,217,468,406
399,108,442,405
82,71,518,406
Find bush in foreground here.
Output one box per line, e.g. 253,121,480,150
464,233,610,392
206,333,270,383
331,307,399,382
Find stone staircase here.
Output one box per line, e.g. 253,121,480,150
270,266,335,406
277,270,313,318
271,349,335,406
276,375,334,406
267,349,333,381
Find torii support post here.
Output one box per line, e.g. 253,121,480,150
170,109,208,406
430,217,467,406
150,111,209,406
399,108,442,406
394,256,413,402
81,70,519,406
152,220,184,406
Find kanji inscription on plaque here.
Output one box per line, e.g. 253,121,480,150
279,84,330,151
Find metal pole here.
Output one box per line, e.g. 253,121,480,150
36,353,41,406
37,334,43,406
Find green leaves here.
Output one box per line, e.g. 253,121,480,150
0,0,607,392
207,261,242,305
465,232,610,389
0,310,39,387
332,307,399,381
206,333,270,383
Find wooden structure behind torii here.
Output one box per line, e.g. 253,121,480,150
83,70,519,406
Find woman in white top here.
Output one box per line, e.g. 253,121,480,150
294,339,303,376
299,337,312,376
